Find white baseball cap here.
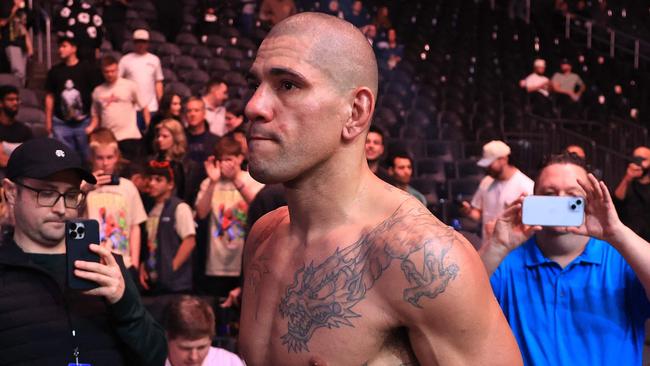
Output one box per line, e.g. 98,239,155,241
477,140,511,168
133,29,150,41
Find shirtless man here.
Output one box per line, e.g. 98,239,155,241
239,12,522,366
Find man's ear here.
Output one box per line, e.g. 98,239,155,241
3,178,16,205
342,87,374,142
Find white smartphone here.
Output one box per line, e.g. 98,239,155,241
522,196,585,227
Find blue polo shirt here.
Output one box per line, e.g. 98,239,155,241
491,236,650,366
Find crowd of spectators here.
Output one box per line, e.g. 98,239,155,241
0,0,649,365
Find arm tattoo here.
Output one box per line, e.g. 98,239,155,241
278,205,460,352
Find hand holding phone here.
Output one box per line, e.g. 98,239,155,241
522,196,585,227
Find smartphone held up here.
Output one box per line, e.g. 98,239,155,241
65,219,101,290
522,196,585,227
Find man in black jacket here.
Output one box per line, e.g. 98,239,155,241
0,137,166,365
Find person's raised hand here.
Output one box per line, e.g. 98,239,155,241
139,264,150,291
459,201,473,216
567,173,624,242
625,163,643,180
74,244,126,304
204,156,221,183
491,196,541,252
220,159,241,181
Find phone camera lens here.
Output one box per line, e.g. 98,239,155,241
571,204,577,210
576,199,582,205
77,227,85,234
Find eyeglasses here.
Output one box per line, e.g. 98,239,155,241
14,181,86,209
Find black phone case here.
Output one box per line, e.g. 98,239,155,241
66,220,101,290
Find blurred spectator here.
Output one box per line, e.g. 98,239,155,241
480,153,650,365
365,125,394,184
185,97,219,165
386,150,427,205
195,136,263,298
118,29,163,134
461,140,534,246
325,0,344,18
155,0,183,43
0,85,32,176
345,0,370,28
564,144,586,159
145,92,183,156
224,99,245,135
45,37,102,162
196,3,220,39
551,59,586,118
361,23,377,46
259,0,296,25
54,0,104,61
101,0,127,51
84,129,147,276
373,5,392,36
376,28,403,70
89,55,147,161
0,0,32,86
163,295,244,366
520,58,552,117
202,78,229,137
614,146,650,241
153,118,200,205
140,160,196,298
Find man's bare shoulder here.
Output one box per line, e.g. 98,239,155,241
244,206,289,260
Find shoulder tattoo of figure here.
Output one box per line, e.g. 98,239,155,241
278,205,460,352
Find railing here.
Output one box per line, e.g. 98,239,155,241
36,7,52,70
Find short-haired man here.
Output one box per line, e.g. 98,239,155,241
461,140,534,245
520,58,552,117
480,153,650,365
118,29,164,133
387,150,427,205
202,78,229,137
185,97,220,165
614,146,650,241
365,125,394,184
551,59,586,118
88,55,148,161
195,136,263,298
0,85,33,173
0,137,166,364
163,295,245,366
239,13,521,365
45,37,102,161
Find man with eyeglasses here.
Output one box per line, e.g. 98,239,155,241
0,137,166,365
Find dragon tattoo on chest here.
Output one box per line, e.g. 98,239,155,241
274,204,460,353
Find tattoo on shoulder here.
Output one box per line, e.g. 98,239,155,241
278,205,460,352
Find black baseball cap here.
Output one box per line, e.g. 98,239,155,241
6,138,96,184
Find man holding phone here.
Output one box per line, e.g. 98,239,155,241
0,138,166,365
614,146,650,241
480,153,650,365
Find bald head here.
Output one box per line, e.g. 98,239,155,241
266,12,379,98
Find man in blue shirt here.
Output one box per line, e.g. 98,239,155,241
480,153,650,366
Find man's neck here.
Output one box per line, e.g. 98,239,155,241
0,112,13,126
368,159,379,173
285,150,370,242
155,191,173,205
395,182,408,191
188,121,206,136
14,229,65,254
497,165,517,181
65,55,79,67
535,231,589,268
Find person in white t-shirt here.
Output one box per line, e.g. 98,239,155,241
461,140,534,246
118,29,163,133
519,58,553,117
163,295,244,366
83,129,147,272
89,55,147,161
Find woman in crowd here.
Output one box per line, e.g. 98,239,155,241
144,92,183,156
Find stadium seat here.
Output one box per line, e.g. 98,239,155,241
18,88,40,109
0,73,21,88
164,82,192,99
16,106,45,126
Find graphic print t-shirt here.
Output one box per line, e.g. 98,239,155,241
45,60,101,122
86,178,147,268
